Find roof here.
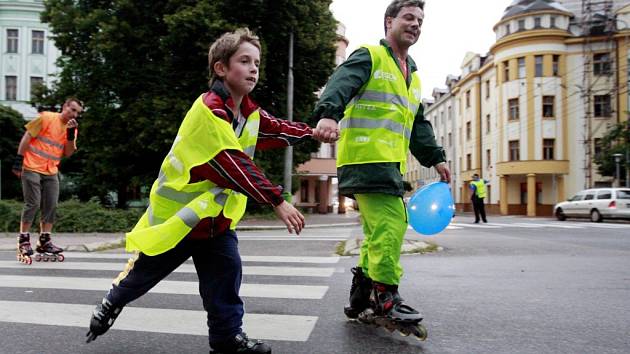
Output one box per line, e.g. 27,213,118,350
501,0,571,20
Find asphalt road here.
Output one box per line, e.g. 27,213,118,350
0,216,628,354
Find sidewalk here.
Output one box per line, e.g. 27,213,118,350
0,210,361,252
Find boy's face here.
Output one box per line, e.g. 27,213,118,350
220,41,260,97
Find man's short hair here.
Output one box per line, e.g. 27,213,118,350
384,0,425,34
472,174,479,178
208,28,261,85
64,97,84,108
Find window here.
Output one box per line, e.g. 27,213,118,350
543,139,555,160
5,76,17,100
485,80,490,98
584,193,595,201
466,153,472,170
503,61,510,82
535,55,543,77
534,17,542,28
617,190,630,199
506,24,511,35
466,121,471,140
593,53,611,75
594,138,602,159
7,29,18,53
594,95,611,117
552,55,560,76
508,98,519,120
550,17,556,28
542,96,555,118
518,19,525,31
441,136,444,147
596,190,612,200
486,149,491,167
31,30,44,54
466,90,470,108
486,114,491,134
440,111,444,125
30,76,43,99
447,106,452,121
518,57,526,79
509,140,520,161
448,132,452,146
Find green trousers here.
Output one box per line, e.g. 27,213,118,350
355,193,407,286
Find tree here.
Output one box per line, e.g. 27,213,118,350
0,105,26,199
594,120,629,183
38,0,338,208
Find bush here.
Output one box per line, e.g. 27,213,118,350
0,198,143,232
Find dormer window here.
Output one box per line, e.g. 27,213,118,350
506,24,511,35
518,19,525,31
550,16,556,28
534,17,541,28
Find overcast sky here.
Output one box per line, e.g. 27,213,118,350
329,0,510,99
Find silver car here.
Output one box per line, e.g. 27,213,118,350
554,188,630,222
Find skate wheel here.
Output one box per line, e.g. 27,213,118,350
57,254,65,262
35,254,42,262
26,257,32,265
43,255,49,262
412,324,428,341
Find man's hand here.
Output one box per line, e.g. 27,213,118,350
435,162,451,184
273,201,306,235
12,155,24,177
313,118,339,144
67,118,78,129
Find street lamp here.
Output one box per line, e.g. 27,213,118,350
613,153,623,187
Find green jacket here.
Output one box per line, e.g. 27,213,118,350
312,39,445,197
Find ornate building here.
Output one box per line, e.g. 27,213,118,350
408,0,630,216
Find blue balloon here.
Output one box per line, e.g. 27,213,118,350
408,181,455,236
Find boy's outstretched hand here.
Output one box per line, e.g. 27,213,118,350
274,201,306,235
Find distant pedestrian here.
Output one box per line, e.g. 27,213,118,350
86,28,320,353
13,97,83,263
470,173,488,223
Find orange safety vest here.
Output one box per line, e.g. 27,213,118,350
23,112,68,175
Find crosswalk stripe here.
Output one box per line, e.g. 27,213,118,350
0,261,335,277
0,275,328,299
512,222,583,229
237,236,348,241
61,252,341,264
450,223,501,228
557,222,630,229
0,300,317,342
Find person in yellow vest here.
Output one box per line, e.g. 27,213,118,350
312,0,450,339
12,97,83,262
86,28,315,354
470,173,488,223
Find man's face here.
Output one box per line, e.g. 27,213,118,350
61,101,82,122
386,6,424,49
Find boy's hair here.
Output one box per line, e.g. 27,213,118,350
208,28,261,85
384,0,425,34
64,97,84,108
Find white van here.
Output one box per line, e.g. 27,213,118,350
554,188,630,222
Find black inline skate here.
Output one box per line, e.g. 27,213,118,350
35,232,64,262
357,282,428,341
16,233,34,265
344,267,373,319
86,298,124,343
209,332,271,354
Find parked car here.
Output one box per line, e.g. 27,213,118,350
554,188,630,222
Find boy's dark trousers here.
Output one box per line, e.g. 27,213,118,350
105,230,244,345
471,195,487,223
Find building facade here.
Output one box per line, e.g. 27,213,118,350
0,0,58,119
407,0,630,217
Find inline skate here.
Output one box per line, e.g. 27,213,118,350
357,282,428,341
16,233,33,265
86,298,124,343
344,267,373,319
35,232,65,262
210,332,271,354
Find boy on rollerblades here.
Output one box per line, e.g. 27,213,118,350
312,0,451,340
86,28,322,353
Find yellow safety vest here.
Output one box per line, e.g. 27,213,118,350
471,180,487,198
337,44,422,174
126,95,260,255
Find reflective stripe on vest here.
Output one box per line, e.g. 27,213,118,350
126,95,260,256
471,180,487,198
337,44,422,174
22,112,67,174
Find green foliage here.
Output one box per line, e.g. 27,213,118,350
0,105,25,199
38,0,338,207
593,121,629,180
0,198,142,232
